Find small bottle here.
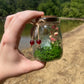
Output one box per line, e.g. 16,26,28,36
30,16,63,62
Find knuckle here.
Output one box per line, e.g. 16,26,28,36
2,33,8,45
16,12,24,21
18,15,24,21
6,15,11,20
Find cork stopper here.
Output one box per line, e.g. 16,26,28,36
40,16,58,22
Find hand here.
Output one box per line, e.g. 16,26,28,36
0,10,45,80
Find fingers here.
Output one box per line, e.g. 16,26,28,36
8,10,44,37
2,10,44,48
4,14,15,32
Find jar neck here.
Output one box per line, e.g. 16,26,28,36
37,16,59,25
38,20,59,26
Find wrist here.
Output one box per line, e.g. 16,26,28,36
0,76,6,84
0,75,4,81
0,76,4,81
0,71,6,81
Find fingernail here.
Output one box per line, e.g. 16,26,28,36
40,11,44,15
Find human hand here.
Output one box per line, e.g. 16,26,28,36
0,10,45,80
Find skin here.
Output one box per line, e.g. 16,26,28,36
0,10,45,81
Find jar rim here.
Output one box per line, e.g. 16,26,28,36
40,16,58,22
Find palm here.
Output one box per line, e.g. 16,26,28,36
0,30,45,78
0,11,45,79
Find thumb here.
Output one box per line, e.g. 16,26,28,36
19,59,46,73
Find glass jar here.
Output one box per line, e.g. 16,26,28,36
30,16,63,62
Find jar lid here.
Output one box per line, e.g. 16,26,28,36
40,16,58,22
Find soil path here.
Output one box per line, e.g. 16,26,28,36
3,24,84,84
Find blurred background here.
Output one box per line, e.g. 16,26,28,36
0,0,84,49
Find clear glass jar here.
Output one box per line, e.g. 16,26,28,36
30,16,63,62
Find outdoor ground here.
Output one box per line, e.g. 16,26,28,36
2,23,84,84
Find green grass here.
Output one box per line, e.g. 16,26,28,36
34,41,63,62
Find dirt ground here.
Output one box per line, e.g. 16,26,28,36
2,24,84,84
